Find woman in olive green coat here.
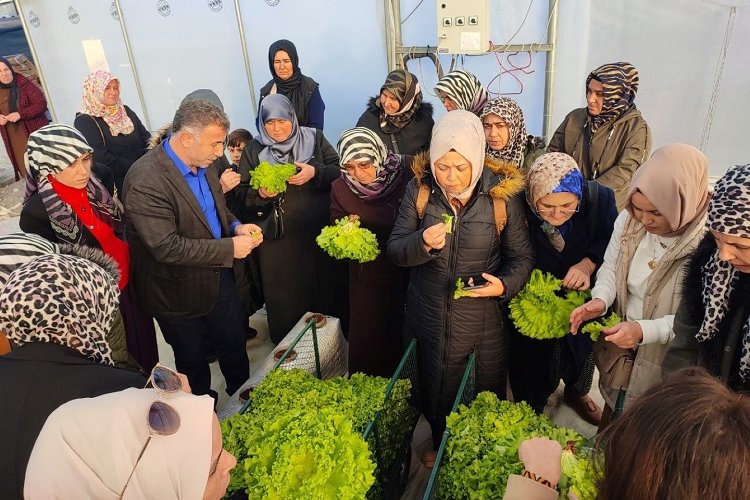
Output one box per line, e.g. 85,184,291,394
548,62,652,209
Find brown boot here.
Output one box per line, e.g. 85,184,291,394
564,388,603,426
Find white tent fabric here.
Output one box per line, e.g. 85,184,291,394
17,0,748,175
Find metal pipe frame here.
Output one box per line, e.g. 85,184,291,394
13,0,57,122
234,0,257,117
542,0,559,140
393,0,560,139
113,0,151,130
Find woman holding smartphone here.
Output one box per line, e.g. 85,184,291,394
387,111,533,466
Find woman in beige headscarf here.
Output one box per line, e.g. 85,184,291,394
570,143,710,428
387,110,533,464
25,387,237,499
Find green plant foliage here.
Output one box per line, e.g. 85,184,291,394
581,312,622,341
249,161,297,193
509,269,589,339
442,213,454,233
559,448,600,500
316,215,380,263
221,369,413,499
437,392,588,499
454,278,473,299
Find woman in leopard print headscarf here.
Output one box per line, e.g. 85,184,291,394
665,164,750,392
0,252,120,365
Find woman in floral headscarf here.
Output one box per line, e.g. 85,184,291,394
73,70,150,195
434,69,488,116
570,144,710,427
0,252,146,498
548,62,652,209
665,164,750,394
356,69,434,155
509,152,617,426
480,96,545,172
19,124,158,372
330,127,413,377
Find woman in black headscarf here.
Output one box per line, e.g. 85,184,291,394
356,69,434,156
258,39,325,130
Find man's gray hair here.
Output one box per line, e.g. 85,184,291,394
172,99,230,135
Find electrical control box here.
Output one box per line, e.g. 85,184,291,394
436,0,490,54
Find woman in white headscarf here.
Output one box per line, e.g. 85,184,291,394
25,387,237,499
387,110,533,462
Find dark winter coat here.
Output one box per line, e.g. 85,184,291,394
547,106,652,209
235,130,342,343
663,235,750,393
74,106,151,195
509,182,617,411
259,76,324,130
0,73,49,180
387,155,533,442
0,342,145,499
356,97,434,156
330,155,413,377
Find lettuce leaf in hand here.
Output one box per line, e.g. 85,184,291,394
581,312,622,341
453,278,472,300
316,215,380,263
442,213,454,233
249,161,297,194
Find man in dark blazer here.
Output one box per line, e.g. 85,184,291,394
123,98,263,398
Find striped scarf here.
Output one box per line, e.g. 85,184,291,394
23,124,124,245
586,62,639,132
376,69,423,133
337,127,404,202
435,69,489,115
0,233,59,286
480,97,527,165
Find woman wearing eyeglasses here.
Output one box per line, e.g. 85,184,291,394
0,251,146,499
25,373,237,499
570,143,710,429
508,153,617,427
329,127,413,377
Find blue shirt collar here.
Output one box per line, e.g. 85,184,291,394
164,136,202,178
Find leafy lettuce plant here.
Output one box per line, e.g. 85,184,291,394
249,161,297,193
509,269,589,339
316,215,380,263
437,392,589,499
453,278,473,299
221,369,412,499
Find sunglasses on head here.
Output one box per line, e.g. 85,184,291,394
119,364,182,498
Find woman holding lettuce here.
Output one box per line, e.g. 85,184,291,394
387,110,533,466
330,127,412,377
237,94,340,344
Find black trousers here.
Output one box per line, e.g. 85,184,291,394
157,269,249,396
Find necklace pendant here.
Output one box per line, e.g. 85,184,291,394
648,259,657,270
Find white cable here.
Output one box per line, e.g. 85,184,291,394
700,6,736,151
401,0,425,24
503,0,535,46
